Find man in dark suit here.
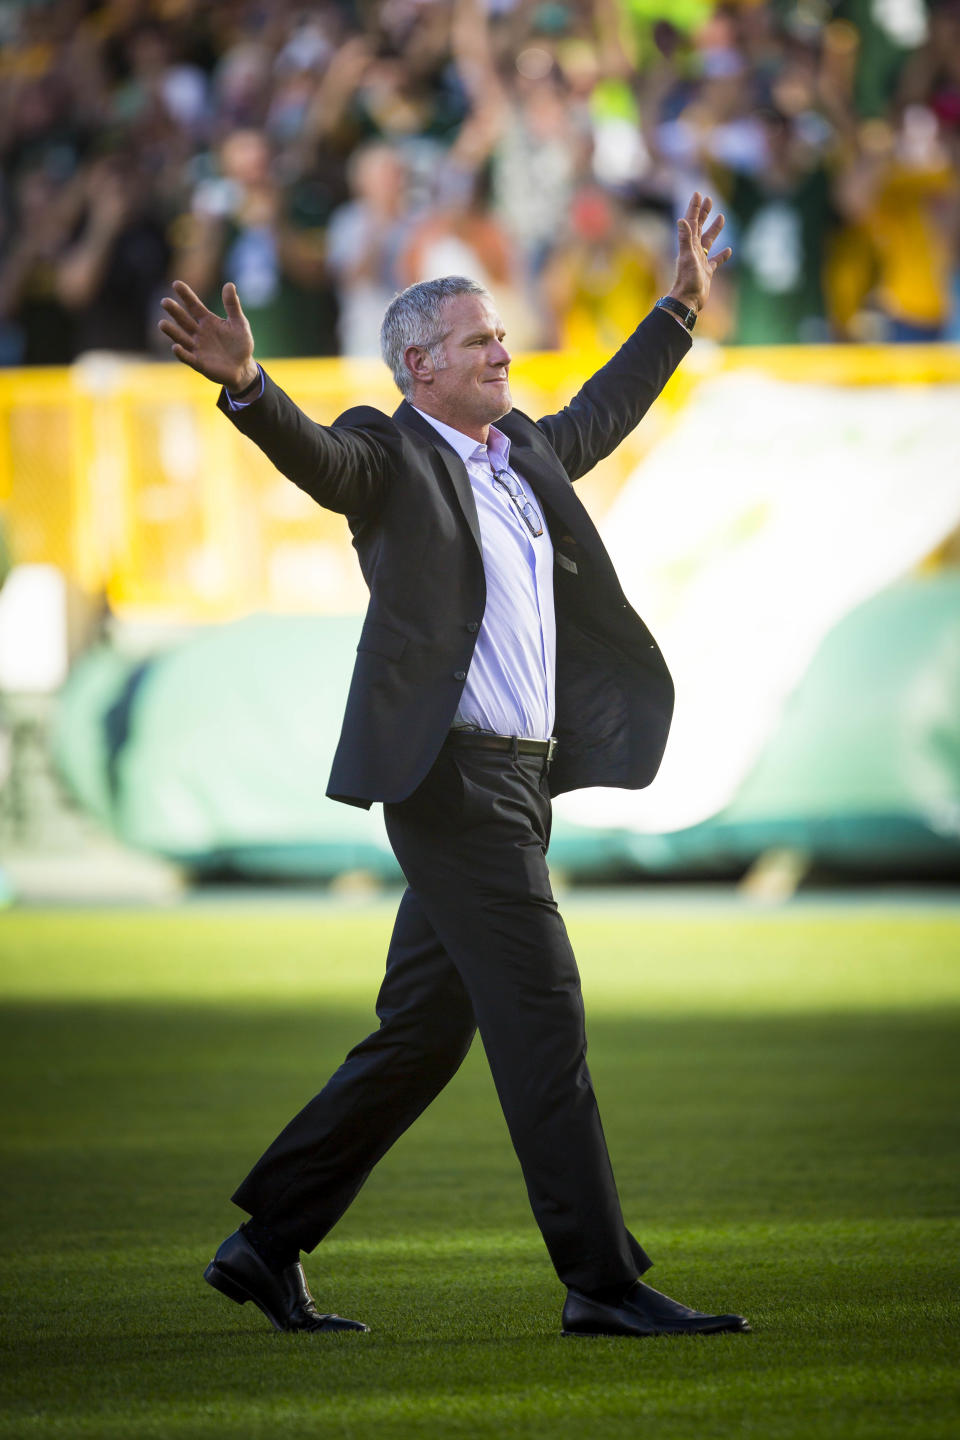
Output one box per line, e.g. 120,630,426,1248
159,193,749,1339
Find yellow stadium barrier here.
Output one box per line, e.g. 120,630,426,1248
1,346,958,622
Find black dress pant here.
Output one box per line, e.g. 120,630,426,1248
232,742,650,1292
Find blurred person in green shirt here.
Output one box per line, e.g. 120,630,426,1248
174,129,339,360
719,107,837,344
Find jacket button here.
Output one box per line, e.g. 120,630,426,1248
466,621,479,633
453,670,466,681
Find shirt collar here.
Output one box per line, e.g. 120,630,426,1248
412,408,511,470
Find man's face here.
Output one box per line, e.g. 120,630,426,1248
409,293,512,439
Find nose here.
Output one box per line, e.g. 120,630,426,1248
491,340,511,368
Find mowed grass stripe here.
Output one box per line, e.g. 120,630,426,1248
2,1366,959,1440
0,907,958,1439
2,908,959,1011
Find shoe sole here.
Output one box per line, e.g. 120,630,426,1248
561,1321,751,1337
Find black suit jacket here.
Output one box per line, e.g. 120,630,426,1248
219,306,691,808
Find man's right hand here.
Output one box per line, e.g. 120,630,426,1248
158,281,258,394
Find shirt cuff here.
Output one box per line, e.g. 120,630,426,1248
223,366,264,410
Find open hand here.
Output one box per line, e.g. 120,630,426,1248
158,281,257,391
670,192,732,314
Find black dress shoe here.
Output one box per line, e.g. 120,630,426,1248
562,1280,750,1337
204,1229,369,1334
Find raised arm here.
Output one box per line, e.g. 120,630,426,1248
158,281,389,517
537,193,731,480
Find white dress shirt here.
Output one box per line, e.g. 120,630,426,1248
414,409,556,740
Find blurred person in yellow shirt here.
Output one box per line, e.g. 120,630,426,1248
834,105,959,339
541,185,666,350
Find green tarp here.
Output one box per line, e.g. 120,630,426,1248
52,575,960,879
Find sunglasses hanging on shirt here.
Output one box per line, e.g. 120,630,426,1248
491,468,544,538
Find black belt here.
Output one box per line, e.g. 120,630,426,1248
447,731,557,764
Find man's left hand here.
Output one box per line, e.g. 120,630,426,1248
670,192,732,315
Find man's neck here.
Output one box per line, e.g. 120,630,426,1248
410,401,489,446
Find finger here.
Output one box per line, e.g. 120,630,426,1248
699,195,712,232
160,296,197,333
677,216,694,248
709,246,733,272
171,279,208,321
222,281,243,319
684,192,701,227
158,316,195,348
171,342,203,372
702,212,725,251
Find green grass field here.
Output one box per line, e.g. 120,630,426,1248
1,903,958,1439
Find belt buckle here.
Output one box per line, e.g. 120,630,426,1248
546,737,557,766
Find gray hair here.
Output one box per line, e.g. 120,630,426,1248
380,275,492,398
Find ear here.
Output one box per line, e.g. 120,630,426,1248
404,344,434,387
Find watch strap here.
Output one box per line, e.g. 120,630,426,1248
228,367,262,400
655,296,698,332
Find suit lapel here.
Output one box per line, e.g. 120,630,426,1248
501,435,580,531
499,422,604,558
394,401,483,557
393,401,602,561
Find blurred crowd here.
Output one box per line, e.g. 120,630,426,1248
1,0,959,366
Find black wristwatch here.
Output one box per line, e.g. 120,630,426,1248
655,296,698,332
